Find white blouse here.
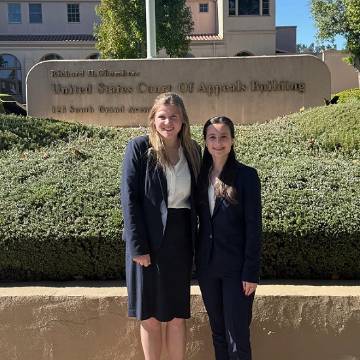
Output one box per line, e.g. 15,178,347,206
208,182,215,216
165,146,191,209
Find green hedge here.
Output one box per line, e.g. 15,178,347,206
0,101,359,281
335,88,360,103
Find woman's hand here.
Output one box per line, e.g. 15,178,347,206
242,281,257,296
133,254,151,267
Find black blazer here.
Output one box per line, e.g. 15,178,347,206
120,135,199,259
196,161,262,283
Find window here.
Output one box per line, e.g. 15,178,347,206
40,54,63,61
0,54,22,100
235,51,254,56
8,3,21,23
29,4,42,23
239,0,259,15
229,0,270,16
199,3,208,13
229,0,236,15
262,0,270,15
87,53,100,59
67,3,80,23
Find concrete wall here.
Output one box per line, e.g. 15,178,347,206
26,56,330,127
189,41,227,57
321,50,359,93
0,283,359,360
225,31,276,55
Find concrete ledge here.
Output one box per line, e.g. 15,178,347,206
0,282,359,360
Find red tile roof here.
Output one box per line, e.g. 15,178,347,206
0,33,223,43
0,34,95,42
189,34,222,41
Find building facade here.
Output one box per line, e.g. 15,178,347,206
187,0,281,57
0,0,295,102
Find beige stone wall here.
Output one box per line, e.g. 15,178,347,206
224,31,276,55
0,283,359,360
188,42,227,57
321,50,359,93
26,55,330,127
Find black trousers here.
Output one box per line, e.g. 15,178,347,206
198,273,255,360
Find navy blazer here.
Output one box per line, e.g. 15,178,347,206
120,135,199,259
196,161,262,283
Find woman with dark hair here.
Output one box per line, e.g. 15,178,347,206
121,93,200,360
196,116,262,360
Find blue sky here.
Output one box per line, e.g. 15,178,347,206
276,0,346,49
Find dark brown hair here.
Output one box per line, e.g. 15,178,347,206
198,116,238,204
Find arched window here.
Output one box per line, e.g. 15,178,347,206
87,53,100,59
0,54,22,101
235,51,254,56
40,53,63,61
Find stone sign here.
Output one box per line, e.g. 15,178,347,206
26,55,330,126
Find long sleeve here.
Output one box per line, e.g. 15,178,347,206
120,138,150,257
241,168,262,283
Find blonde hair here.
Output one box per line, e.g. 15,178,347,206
148,92,200,178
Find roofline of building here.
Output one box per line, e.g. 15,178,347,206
0,34,95,42
188,33,223,41
275,25,297,29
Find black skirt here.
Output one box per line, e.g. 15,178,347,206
126,208,192,322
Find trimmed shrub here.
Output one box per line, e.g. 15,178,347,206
0,102,359,281
0,114,116,151
335,88,360,103
295,100,360,152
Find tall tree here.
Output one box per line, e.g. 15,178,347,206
297,42,337,54
95,0,193,59
95,0,145,59
311,0,360,70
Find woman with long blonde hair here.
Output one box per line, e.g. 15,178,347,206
121,93,200,360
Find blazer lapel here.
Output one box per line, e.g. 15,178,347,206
156,165,168,207
183,149,196,194
211,196,223,218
